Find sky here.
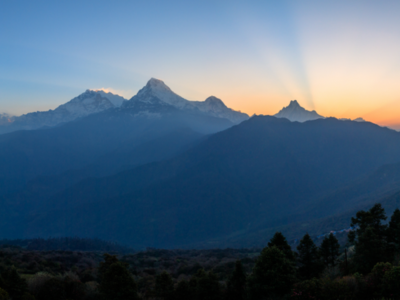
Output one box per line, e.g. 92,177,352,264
1,0,400,129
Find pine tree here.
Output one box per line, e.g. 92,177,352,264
36,277,66,300
98,255,139,300
0,288,8,300
319,233,340,267
388,208,400,255
226,260,246,300
98,253,119,283
349,203,390,273
297,233,324,280
154,271,174,300
268,231,295,261
175,280,193,300
248,246,296,299
1,266,28,300
196,270,221,300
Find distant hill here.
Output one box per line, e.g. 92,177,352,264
0,237,134,253
5,116,400,248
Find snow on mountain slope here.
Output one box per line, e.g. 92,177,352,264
0,90,115,134
94,90,126,107
123,78,249,124
275,100,324,122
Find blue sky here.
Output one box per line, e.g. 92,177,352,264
1,0,400,128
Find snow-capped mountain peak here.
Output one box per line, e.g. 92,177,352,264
127,78,189,109
147,78,172,92
57,90,115,116
204,96,227,109
275,100,324,122
123,78,249,123
92,90,126,107
0,90,117,134
288,100,300,107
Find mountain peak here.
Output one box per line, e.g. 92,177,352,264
275,100,324,122
122,78,249,124
205,96,225,105
146,78,172,92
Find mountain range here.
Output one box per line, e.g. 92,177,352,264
0,78,248,135
1,78,400,249
2,114,400,248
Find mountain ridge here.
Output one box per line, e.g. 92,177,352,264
5,115,400,248
0,90,122,134
123,78,249,124
0,78,248,134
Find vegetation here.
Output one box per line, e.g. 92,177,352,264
1,203,400,299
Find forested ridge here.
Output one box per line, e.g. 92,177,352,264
1,203,400,299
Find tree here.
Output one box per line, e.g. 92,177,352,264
297,234,323,280
98,253,119,283
226,261,247,300
1,266,28,300
248,246,296,299
98,255,139,300
319,233,340,267
175,280,193,300
0,288,9,300
388,208,400,255
383,266,400,298
196,270,221,300
268,232,295,261
351,203,387,233
154,271,174,300
36,278,66,300
349,204,389,273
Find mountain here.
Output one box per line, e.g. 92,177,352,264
0,78,242,193
94,90,126,107
123,78,249,124
0,90,125,134
0,113,14,125
0,79,247,135
5,116,400,248
275,100,324,122
354,117,366,122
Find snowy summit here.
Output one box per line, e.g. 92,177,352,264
123,78,248,124
275,100,324,122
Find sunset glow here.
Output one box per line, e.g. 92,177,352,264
1,1,400,129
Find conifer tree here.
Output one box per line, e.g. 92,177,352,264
196,270,221,300
0,288,8,300
349,203,390,273
98,253,119,283
154,271,174,300
226,260,247,300
297,234,323,280
388,208,400,254
319,233,340,267
248,246,296,299
1,266,28,300
98,255,139,300
268,231,295,261
175,280,193,300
